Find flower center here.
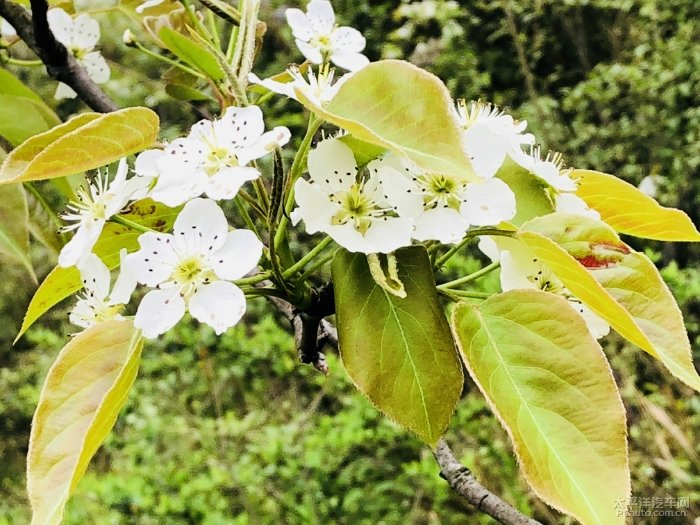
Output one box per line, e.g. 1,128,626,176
331,183,382,234
415,173,464,210
205,146,238,176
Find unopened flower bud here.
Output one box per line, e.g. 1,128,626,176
122,29,137,47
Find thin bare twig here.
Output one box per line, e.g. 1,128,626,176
0,0,117,112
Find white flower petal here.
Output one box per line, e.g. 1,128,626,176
136,0,166,14
573,302,610,339
358,217,413,254
413,208,469,244
135,288,186,338
69,299,98,329
307,138,357,193
373,163,423,217
81,52,110,84
462,123,506,180
306,0,335,35
216,105,266,149
330,51,369,72
77,253,111,300
173,198,229,254
285,8,314,41
150,157,207,206
204,167,260,201
58,219,104,267
189,281,246,335
71,14,100,50
209,229,263,281
331,26,366,53
236,126,291,166
55,82,77,100
47,8,73,48
477,236,500,262
2,18,17,38
556,193,600,219
126,232,177,286
295,39,323,64
499,250,538,291
291,178,340,232
134,148,165,178
461,178,516,226
110,249,137,304
248,73,298,100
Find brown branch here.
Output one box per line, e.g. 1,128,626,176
0,0,117,112
434,440,542,525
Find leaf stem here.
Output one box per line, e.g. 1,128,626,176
435,228,515,268
234,271,272,286
132,40,205,79
3,57,42,66
438,261,500,290
282,236,333,279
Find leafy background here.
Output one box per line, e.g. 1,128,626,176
1,0,699,523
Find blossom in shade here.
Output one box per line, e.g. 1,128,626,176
69,250,137,329
59,159,144,268
126,198,263,338
478,236,610,339
515,147,577,192
47,8,110,100
249,65,350,107
285,0,369,71
291,139,413,254
370,152,516,244
139,106,290,206
456,100,535,180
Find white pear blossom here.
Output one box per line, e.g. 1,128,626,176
249,65,350,106
59,159,145,268
69,250,136,329
136,0,166,13
1,17,16,38
138,106,290,206
291,139,413,254
47,8,110,100
370,152,516,244
478,236,610,339
286,0,369,71
456,100,535,179
126,198,263,338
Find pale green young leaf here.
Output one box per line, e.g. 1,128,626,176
452,289,629,525
296,60,475,181
495,155,554,226
572,169,700,242
15,199,179,342
332,246,463,446
0,182,35,281
27,320,143,525
0,108,159,184
0,69,60,144
518,213,700,391
158,27,226,83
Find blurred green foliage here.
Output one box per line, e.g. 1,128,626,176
1,0,699,523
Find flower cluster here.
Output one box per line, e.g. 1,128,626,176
47,8,110,100
60,106,287,339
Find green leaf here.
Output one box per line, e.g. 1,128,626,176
496,155,554,226
332,246,463,446
165,83,213,101
15,199,179,342
337,135,387,167
452,289,629,525
297,60,475,182
0,108,159,184
159,27,226,83
27,320,143,525
0,182,35,281
0,69,60,145
519,213,700,391
572,169,700,242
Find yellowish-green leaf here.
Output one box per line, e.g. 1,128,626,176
519,213,700,391
337,135,387,167
296,60,475,181
332,246,463,446
0,182,35,281
27,320,143,525
572,169,700,242
15,199,178,342
452,290,629,525
0,107,159,184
